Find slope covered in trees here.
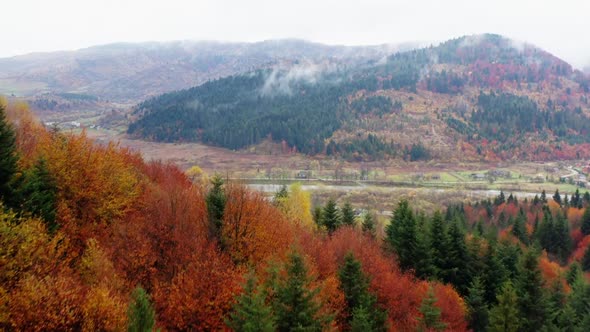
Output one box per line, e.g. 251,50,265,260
128,34,590,162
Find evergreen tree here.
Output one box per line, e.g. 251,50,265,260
568,276,590,326
385,200,418,272
581,208,590,236
206,175,226,241
274,251,332,331
445,219,470,295
582,245,590,272
511,210,528,245
16,158,58,232
554,213,572,263
482,245,508,305
466,276,488,332
312,206,323,228
417,286,446,332
584,191,590,205
362,212,376,238
488,282,520,332
429,211,450,280
226,272,275,332
517,250,548,332
322,199,341,234
553,189,562,206
127,286,156,332
566,262,583,286
338,252,387,331
414,218,435,280
350,306,373,332
341,202,356,226
0,104,17,205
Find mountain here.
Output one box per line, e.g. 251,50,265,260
128,34,590,162
0,40,414,103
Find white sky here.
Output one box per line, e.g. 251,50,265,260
2,0,590,68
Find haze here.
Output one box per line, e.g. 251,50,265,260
2,0,590,68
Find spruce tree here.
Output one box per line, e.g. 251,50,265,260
322,199,341,234
338,252,387,331
553,189,562,206
466,276,488,332
206,175,226,241
541,190,547,203
362,212,376,238
566,262,583,286
16,158,58,232
350,306,373,332
517,250,548,332
226,272,275,332
482,245,508,305
487,282,520,332
274,251,332,331
0,104,17,205
127,286,156,332
445,219,470,295
341,202,356,226
417,286,446,332
385,200,418,272
430,211,449,280
313,206,323,228
511,210,528,245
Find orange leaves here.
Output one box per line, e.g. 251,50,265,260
156,243,243,331
538,252,566,288
432,283,468,332
222,184,294,265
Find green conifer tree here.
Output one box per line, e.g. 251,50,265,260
466,276,488,332
385,200,419,272
581,208,590,236
362,212,376,238
341,202,356,226
417,286,446,332
322,199,341,234
226,272,275,332
127,286,156,332
206,175,226,241
0,104,17,205
517,250,548,331
274,251,332,331
487,282,520,332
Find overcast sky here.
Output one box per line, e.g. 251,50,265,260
2,0,589,68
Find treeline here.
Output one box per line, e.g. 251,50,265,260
325,134,430,162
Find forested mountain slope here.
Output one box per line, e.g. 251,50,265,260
129,34,590,162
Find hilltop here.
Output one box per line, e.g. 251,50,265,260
128,34,590,162
0,39,411,103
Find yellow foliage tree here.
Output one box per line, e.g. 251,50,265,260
276,183,314,228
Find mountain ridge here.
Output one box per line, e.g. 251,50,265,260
127,34,590,162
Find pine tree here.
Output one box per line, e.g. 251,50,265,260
226,272,275,332
582,245,590,272
127,286,156,332
0,104,17,205
362,212,376,238
541,190,547,203
466,276,488,332
322,199,341,234
338,252,387,331
487,282,520,332
313,206,323,228
417,286,446,332
341,202,356,226
274,251,332,331
414,218,434,280
554,213,572,263
206,175,226,241
385,200,418,272
517,250,547,331
581,208,590,236
568,276,590,326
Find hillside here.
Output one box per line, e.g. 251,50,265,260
0,40,411,103
3,100,590,331
128,34,590,162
